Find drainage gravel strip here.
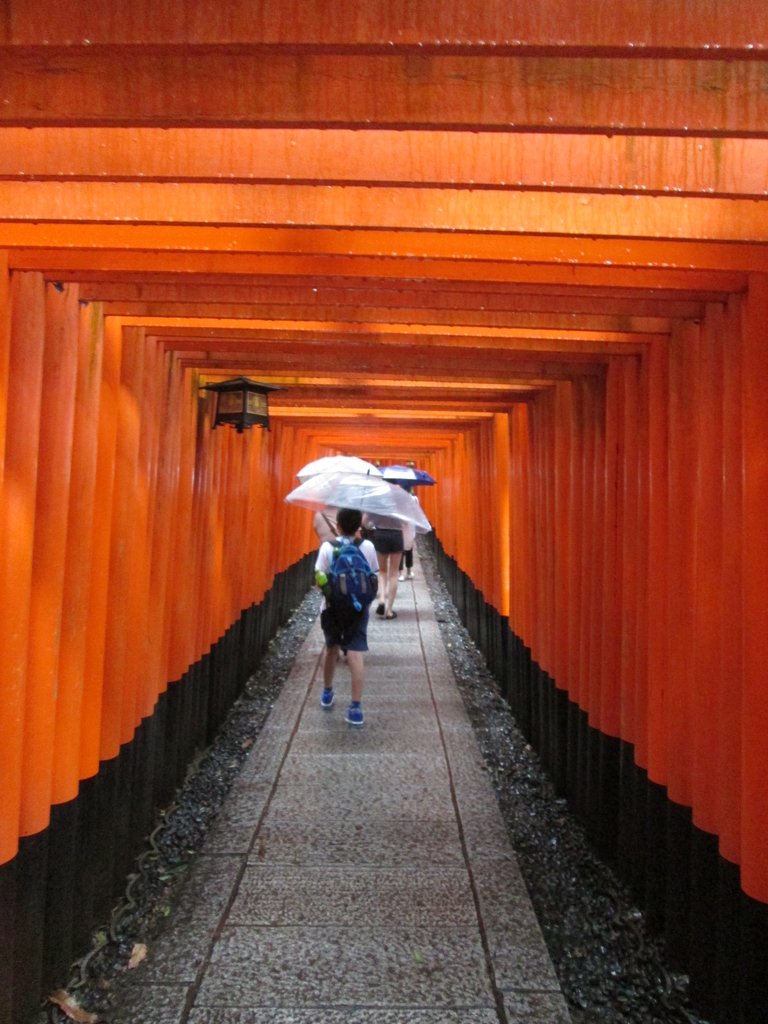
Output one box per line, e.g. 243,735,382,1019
46,544,711,1024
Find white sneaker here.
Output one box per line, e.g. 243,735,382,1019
407,571,414,580
398,574,406,582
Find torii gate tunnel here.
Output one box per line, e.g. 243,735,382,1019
1,3,768,1023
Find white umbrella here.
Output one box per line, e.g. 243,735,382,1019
297,455,382,480
382,464,418,482
285,471,432,533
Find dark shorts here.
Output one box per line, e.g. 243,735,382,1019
372,527,404,555
321,606,370,651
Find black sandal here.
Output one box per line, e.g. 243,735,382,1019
375,603,385,616
385,611,397,619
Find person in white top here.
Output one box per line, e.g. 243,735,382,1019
313,509,338,544
314,507,379,726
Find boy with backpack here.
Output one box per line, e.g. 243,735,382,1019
314,507,379,725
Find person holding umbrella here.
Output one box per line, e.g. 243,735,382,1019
364,497,405,619
314,507,379,725
285,468,433,624
313,508,339,544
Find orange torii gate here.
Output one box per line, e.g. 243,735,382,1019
1,3,768,1022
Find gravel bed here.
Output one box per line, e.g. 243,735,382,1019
417,542,710,1024
46,543,711,1024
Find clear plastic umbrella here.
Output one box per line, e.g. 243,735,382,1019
297,455,382,480
285,471,432,533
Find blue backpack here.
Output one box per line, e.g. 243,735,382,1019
328,539,378,617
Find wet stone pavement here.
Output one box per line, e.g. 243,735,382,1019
64,552,571,1023
47,541,710,1024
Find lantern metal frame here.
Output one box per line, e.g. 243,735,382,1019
200,376,280,432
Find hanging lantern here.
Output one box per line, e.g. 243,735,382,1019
201,377,279,432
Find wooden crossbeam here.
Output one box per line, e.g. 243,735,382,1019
1,181,767,242
0,128,766,201
1,49,768,135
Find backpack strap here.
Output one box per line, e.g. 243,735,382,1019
333,535,362,550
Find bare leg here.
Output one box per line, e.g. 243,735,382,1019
384,552,399,615
346,650,364,702
323,645,339,687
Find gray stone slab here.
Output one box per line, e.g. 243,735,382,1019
196,926,495,1008
265,778,457,822
210,780,273,827
418,639,453,659
326,706,442,734
277,751,450,787
289,726,444,755
365,641,426,655
106,983,192,1024
304,696,437,719
489,934,564,992
503,990,573,1023
460,813,521,863
235,730,290,783
367,626,420,643
453,777,507,821
133,926,214,984
255,689,308,731
366,687,434,701
248,818,465,866
292,709,442,739
471,857,542,933
227,864,478,927
445,752,502,786
190,1010,500,1024
200,821,254,854
202,778,274,851
365,657,426,671
172,854,243,930
428,706,478,729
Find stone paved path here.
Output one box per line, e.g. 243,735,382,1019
110,553,571,1024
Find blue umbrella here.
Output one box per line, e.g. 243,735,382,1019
382,465,435,486
412,468,436,485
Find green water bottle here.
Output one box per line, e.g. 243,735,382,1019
315,569,331,598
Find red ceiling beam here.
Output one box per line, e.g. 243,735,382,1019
64,274,726,315
0,128,765,200
1,181,766,242
0,50,767,135
1,224,763,274
100,301,671,335
6,0,768,52
10,250,747,297
172,343,606,377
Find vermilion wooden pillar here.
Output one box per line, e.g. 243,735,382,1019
100,325,143,761
0,271,47,1021
80,315,122,780
740,274,768,906
493,411,511,618
52,301,105,805
0,271,45,863
164,367,198,686
0,252,9,494
717,295,743,871
20,281,80,837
